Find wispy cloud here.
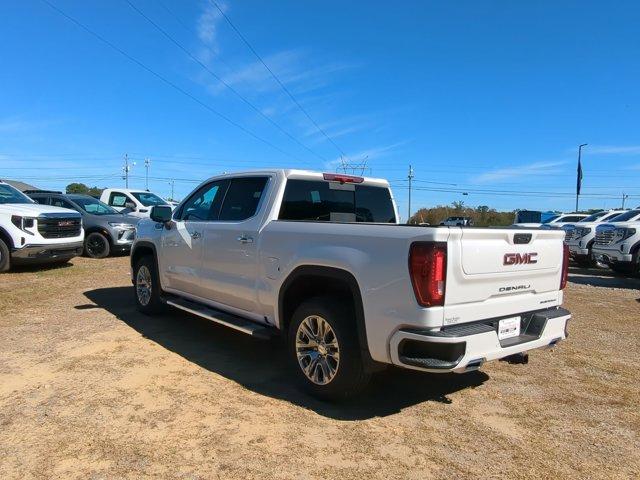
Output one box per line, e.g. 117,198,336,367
586,145,640,155
196,1,226,64
303,114,378,143
474,161,568,183
205,48,356,97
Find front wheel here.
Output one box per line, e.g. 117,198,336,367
288,296,371,400
84,232,111,259
610,263,634,276
133,255,164,314
0,238,10,272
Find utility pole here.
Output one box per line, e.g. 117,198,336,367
122,154,135,188
168,179,175,201
144,158,151,190
576,143,587,212
407,165,414,223
622,193,629,209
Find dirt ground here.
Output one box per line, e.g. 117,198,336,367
1,257,639,479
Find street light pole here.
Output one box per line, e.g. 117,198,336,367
576,143,587,212
144,158,151,190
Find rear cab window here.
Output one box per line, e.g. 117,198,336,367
279,178,396,223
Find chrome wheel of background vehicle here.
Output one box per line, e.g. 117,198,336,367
296,315,340,385
136,265,152,306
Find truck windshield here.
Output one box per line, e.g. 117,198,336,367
579,211,606,222
131,191,168,207
279,179,396,223
0,184,34,204
72,196,119,215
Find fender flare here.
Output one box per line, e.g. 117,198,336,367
84,226,114,245
130,241,160,284
278,265,374,366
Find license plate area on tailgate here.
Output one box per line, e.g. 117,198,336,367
498,316,521,340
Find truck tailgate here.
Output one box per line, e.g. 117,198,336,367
444,228,564,322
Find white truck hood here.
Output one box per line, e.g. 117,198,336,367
0,203,80,216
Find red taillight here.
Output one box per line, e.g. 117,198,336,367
409,242,447,307
560,243,570,290
322,173,364,184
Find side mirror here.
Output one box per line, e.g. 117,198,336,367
124,201,137,210
150,205,172,223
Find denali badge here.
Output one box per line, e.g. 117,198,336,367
504,252,538,265
499,284,531,292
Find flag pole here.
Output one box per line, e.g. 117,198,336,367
576,143,587,212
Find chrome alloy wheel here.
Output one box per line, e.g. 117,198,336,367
136,265,152,306
296,315,340,385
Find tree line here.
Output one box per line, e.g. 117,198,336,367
408,202,515,227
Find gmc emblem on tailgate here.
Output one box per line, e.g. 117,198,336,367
504,252,538,265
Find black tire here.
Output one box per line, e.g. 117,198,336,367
610,263,634,276
133,255,164,314
0,238,10,272
575,257,595,268
84,232,111,259
288,296,371,401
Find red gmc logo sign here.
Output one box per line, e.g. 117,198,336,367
504,252,538,265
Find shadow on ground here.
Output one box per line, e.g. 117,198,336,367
82,286,488,420
568,266,640,290
11,260,74,274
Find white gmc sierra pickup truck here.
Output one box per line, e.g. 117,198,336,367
592,209,640,275
131,170,571,399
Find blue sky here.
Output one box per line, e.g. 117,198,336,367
1,0,640,219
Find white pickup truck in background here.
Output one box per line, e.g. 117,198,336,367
131,170,571,399
100,188,172,219
563,209,628,267
592,209,640,275
515,212,588,229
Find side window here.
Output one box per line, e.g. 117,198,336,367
218,177,268,221
51,197,75,210
178,180,226,221
32,196,50,205
109,192,128,207
562,215,584,222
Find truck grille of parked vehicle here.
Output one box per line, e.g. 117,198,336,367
563,228,577,242
594,229,615,246
37,215,82,239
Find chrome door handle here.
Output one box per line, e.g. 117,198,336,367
191,231,202,239
237,235,254,244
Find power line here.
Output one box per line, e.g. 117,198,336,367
209,0,347,157
125,0,325,166
39,0,306,164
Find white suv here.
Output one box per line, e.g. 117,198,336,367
592,209,640,275
563,210,628,267
0,181,84,272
